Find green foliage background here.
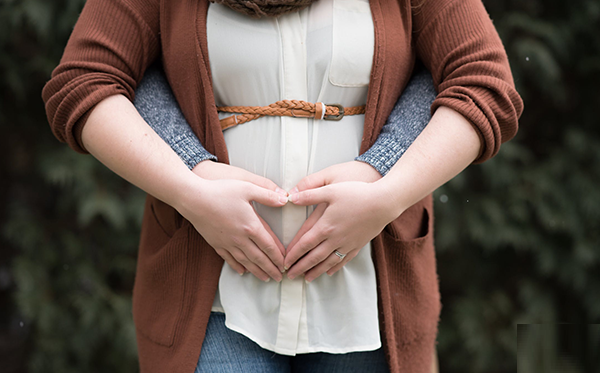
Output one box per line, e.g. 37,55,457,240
0,0,598,372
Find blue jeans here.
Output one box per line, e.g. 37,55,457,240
195,312,390,373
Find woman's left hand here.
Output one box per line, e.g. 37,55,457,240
284,161,399,282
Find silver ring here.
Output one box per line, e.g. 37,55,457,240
334,250,346,259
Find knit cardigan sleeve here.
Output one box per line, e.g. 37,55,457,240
412,0,524,163
41,0,160,154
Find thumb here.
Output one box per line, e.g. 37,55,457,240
246,183,288,207
293,169,332,194
236,169,285,194
288,185,333,206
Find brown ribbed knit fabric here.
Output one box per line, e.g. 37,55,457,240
42,1,523,372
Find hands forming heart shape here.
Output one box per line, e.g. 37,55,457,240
179,160,398,283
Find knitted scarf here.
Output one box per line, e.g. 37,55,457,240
209,0,319,18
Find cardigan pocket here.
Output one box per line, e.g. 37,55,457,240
149,197,183,238
383,199,432,243
380,200,441,343
132,196,189,347
328,0,374,87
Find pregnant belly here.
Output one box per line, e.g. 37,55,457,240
222,114,364,246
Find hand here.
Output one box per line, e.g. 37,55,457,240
284,163,397,282
192,161,288,278
193,160,287,196
177,164,288,282
292,160,382,186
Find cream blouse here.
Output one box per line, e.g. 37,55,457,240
207,0,380,355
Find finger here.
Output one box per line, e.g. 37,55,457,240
248,221,285,272
257,214,286,257
229,247,272,282
284,203,326,267
287,240,333,280
293,169,331,194
305,249,352,283
284,224,328,270
246,183,288,207
241,237,283,281
215,248,246,275
326,249,360,276
238,170,286,195
193,162,285,194
288,185,333,206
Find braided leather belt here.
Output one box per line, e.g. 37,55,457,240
217,100,366,131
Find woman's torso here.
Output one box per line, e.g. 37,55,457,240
206,0,381,355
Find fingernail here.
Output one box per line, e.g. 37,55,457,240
239,271,245,276
287,188,299,202
276,187,288,196
305,277,313,283
264,277,271,282
281,268,286,273
279,195,288,204
284,265,289,271
288,273,295,280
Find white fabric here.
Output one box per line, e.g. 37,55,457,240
206,0,380,355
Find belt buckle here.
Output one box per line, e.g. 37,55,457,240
323,104,344,121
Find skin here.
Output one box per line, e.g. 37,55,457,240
82,94,288,282
284,106,480,281
81,94,479,283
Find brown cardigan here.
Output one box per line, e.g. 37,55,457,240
42,0,523,372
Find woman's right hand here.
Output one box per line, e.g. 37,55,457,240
176,161,288,282
192,160,286,194
77,95,287,282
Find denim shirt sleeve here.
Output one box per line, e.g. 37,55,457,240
355,65,436,176
134,63,435,174
133,63,218,170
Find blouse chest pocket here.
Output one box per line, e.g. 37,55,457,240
328,0,374,87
